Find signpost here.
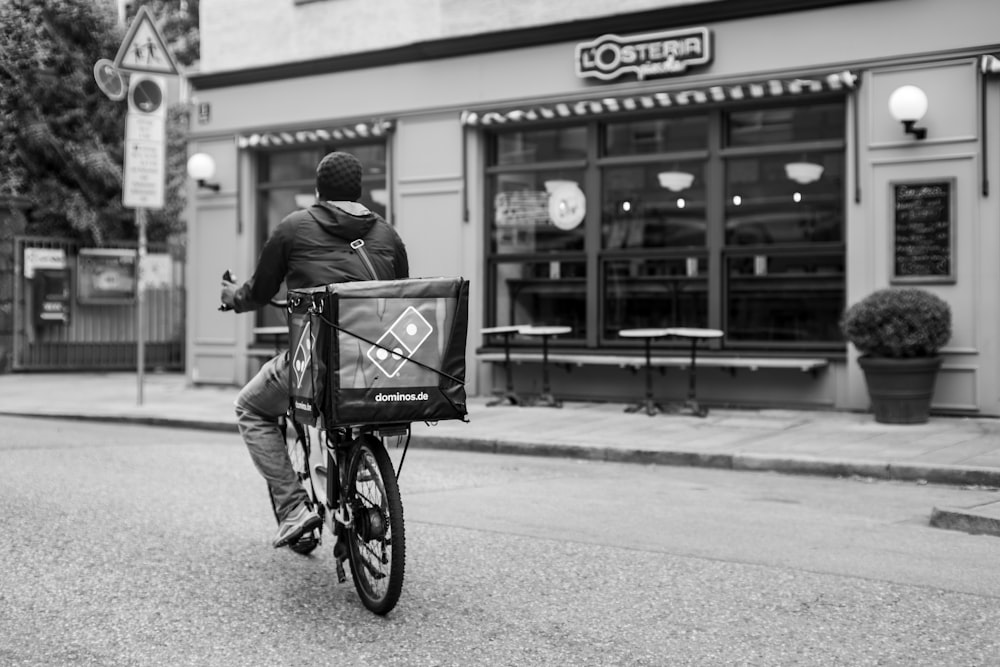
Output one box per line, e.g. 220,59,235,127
96,6,178,405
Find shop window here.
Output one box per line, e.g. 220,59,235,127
725,251,845,344
602,162,707,249
604,115,708,155
484,99,846,352
489,170,586,255
492,259,586,338
724,152,843,245
602,257,707,338
727,103,845,146
494,127,586,165
260,150,319,183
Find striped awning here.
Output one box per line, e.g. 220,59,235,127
237,119,395,148
460,70,858,127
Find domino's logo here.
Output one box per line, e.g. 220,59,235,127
366,306,433,378
292,319,312,390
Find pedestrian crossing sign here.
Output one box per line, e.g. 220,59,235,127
113,6,178,76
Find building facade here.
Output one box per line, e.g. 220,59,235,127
185,0,1000,416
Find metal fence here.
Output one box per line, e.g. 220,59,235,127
11,236,185,372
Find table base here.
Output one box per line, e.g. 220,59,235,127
529,392,563,408
670,399,710,418
487,390,523,407
624,398,666,416
624,398,710,418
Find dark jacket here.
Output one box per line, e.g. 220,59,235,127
232,201,409,313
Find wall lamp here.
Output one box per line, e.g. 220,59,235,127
186,153,221,192
888,85,928,140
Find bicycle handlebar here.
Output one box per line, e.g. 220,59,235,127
219,269,287,311
219,270,235,311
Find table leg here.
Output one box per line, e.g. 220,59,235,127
487,332,523,407
625,336,662,416
682,338,708,417
533,334,562,408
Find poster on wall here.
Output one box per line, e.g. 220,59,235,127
890,180,956,284
139,253,173,289
77,248,136,303
23,247,66,278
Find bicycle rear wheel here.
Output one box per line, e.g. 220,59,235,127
345,434,405,615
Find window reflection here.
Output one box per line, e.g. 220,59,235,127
725,153,843,245
490,171,586,253
603,258,708,338
605,115,708,155
726,252,845,343
602,163,707,248
493,260,585,338
495,127,587,165
727,103,845,146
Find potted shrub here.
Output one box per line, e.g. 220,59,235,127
840,287,951,424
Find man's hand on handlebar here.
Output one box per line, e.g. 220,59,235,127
219,270,238,312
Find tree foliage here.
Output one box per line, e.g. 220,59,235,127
0,0,198,246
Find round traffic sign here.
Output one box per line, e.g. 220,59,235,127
93,58,125,101
130,77,163,113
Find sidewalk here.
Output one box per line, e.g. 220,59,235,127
1,371,999,534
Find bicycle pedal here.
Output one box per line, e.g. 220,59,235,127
333,538,348,561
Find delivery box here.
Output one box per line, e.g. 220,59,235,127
289,277,469,427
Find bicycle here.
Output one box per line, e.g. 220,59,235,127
222,271,409,615
279,414,409,615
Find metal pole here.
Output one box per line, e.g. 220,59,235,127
136,207,146,405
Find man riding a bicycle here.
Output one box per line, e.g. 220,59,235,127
220,151,409,549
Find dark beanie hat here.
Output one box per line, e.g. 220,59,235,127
316,151,363,201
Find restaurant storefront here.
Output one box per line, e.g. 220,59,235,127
186,0,1000,416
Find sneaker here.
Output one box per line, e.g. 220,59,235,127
273,502,322,548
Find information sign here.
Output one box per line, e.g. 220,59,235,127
123,75,166,209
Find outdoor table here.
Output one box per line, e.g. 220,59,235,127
618,327,673,416
519,325,572,408
665,327,724,417
482,325,525,406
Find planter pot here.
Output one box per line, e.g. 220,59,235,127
857,355,943,424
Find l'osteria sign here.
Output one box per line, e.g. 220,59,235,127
575,27,712,81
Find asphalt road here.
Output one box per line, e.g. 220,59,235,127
1,415,999,666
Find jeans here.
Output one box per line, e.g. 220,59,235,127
234,352,306,521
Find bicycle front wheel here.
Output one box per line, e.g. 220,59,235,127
345,434,405,615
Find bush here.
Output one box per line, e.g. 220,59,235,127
841,287,951,358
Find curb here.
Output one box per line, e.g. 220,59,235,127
732,454,1000,487
0,411,239,433
930,505,1000,537
7,411,1000,490
409,434,1000,487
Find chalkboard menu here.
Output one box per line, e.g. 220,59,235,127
892,181,954,283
